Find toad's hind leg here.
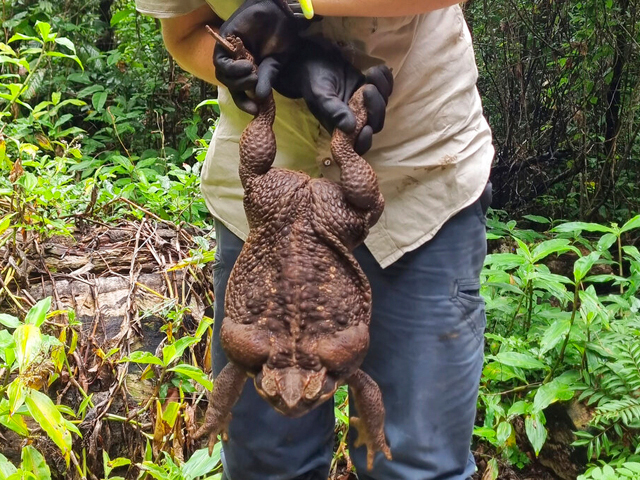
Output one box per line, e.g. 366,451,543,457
330,87,385,227
239,95,277,188
347,369,392,471
209,30,277,189
195,363,247,453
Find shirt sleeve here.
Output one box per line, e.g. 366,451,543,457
135,0,208,18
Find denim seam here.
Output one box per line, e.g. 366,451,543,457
450,296,485,345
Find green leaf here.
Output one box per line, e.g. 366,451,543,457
54,37,76,54
539,318,571,355
0,453,17,478
0,314,20,329
35,21,53,42
194,316,214,340
121,351,164,366
597,233,617,253
7,380,26,416
574,252,601,283
494,352,547,370
21,446,51,480
25,389,73,463
169,364,213,390
0,408,29,437
0,214,13,235
525,412,547,456
496,421,512,445
24,297,51,327
161,401,181,428
620,214,640,233
92,91,108,112
181,446,222,480
523,215,550,224
507,401,531,417
162,337,198,366
13,324,43,373
531,239,579,263
110,8,135,26
532,379,574,413
552,222,614,234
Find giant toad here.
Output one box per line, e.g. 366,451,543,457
196,32,391,470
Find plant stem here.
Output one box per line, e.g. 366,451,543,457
544,282,580,384
524,282,534,332
617,235,624,294
506,284,527,336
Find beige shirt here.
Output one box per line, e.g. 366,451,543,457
136,0,494,268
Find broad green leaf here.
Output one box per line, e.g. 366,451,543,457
0,314,20,329
539,318,571,355
496,421,512,445
532,379,574,413
92,91,108,112
574,252,601,283
161,401,181,428
623,246,640,262
8,33,42,44
24,297,51,327
507,401,531,417
552,222,614,234
482,362,524,382
162,337,198,366
494,352,547,370
513,237,532,260
0,453,17,479
13,324,43,373
122,351,164,366
484,253,525,270
620,214,640,233
0,403,29,437
597,233,617,253
181,446,222,480
7,380,25,416
25,390,73,463
531,239,579,263
54,37,76,54
0,329,15,366
111,8,135,26
194,316,214,340
169,364,213,390
523,215,550,224
0,214,13,235
525,412,547,456
35,21,53,42
21,446,50,480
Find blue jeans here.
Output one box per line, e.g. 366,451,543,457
212,184,491,480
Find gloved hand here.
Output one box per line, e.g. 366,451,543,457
272,40,394,155
214,0,312,115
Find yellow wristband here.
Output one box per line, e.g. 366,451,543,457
299,0,314,19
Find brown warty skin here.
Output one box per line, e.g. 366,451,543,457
195,33,391,471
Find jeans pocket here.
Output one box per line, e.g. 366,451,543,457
451,278,486,345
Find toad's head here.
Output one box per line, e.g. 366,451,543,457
254,365,337,417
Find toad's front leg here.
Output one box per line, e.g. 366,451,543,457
194,363,247,453
347,369,392,470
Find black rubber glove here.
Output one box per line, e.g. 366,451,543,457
273,40,394,155
214,0,311,115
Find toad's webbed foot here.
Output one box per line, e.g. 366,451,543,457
194,363,247,454
347,369,392,470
